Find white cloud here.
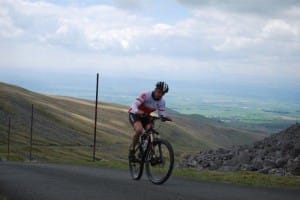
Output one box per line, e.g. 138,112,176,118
0,0,149,50
0,3,23,37
0,0,299,83
262,19,298,39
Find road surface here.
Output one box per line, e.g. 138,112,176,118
0,162,299,200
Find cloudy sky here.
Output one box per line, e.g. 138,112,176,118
0,0,299,84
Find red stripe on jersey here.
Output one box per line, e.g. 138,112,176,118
138,105,156,114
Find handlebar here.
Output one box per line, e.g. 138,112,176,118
135,114,172,122
150,116,172,122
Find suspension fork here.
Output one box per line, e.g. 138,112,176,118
149,130,163,159
143,132,154,162
138,132,150,162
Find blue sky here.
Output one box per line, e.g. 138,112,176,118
0,0,299,86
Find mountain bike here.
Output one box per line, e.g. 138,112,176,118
129,116,174,185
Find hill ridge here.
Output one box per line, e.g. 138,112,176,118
0,81,264,162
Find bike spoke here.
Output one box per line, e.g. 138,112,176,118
146,140,174,185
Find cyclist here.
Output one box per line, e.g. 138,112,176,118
128,81,172,161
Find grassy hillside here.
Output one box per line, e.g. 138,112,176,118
0,82,264,163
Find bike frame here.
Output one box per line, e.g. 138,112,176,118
138,131,153,162
137,120,161,163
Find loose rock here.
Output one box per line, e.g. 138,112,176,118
181,123,300,176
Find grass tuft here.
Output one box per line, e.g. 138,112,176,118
173,168,300,189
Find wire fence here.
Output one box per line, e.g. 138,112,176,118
0,104,88,161
0,104,129,162
0,74,117,162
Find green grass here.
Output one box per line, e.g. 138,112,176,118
173,168,300,189
0,195,7,200
0,150,25,162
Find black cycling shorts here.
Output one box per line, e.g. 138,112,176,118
129,113,151,128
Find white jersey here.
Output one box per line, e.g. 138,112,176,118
129,91,167,117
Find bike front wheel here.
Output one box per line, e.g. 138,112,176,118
145,139,174,185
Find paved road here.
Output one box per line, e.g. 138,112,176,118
0,162,299,200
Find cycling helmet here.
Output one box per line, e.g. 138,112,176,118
156,81,169,94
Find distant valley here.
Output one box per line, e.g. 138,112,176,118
1,72,299,134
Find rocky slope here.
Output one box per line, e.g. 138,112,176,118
181,123,300,176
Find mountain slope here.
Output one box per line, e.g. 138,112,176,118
0,82,264,162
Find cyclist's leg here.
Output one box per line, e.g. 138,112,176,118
143,116,153,131
144,123,152,131
129,114,143,151
131,121,143,151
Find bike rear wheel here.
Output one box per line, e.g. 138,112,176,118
145,139,174,185
129,143,144,180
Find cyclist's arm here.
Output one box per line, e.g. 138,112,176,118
158,100,172,121
130,93,146,114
